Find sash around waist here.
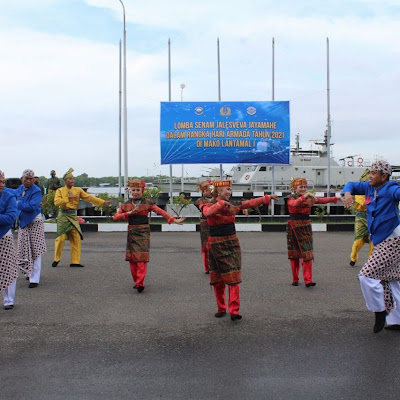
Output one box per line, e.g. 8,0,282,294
128,216,149,225
209,223,236,237
356,210,367,218
289,213,310,221
59,209,77,215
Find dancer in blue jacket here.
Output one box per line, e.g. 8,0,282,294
0,170,19,309
14,169,47,288
342,160,400,333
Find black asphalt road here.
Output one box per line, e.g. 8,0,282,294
1,231,399,400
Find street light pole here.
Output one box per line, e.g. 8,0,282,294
118,0,129,199
118,39,122,197
180,83,185,101
180,83,185,193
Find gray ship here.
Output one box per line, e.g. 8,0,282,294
154,131,399,194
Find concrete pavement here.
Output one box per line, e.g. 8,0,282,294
1,231,399,400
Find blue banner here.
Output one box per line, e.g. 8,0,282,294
160,101,290,164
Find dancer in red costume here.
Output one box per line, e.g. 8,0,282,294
113,179,185,293
200,180,278,320
194,180,212,274
286,177,340,287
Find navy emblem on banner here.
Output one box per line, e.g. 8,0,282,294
219,106,232,116
247,106,256,115
195,106,204,115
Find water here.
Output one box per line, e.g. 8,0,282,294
87,187,122,196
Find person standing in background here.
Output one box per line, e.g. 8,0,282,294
34,176,45,196
47,170,61,192
349,169,373,267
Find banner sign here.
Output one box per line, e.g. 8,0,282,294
160,101,290,165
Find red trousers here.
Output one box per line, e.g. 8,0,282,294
213,282,240,315
129,261,147,287
290,259,313,284
202,251,209,272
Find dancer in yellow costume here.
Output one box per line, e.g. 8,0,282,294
349,169,373,266
52,168,110,268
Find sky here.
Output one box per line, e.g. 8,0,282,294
0,0,399,179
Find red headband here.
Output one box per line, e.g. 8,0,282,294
129,179,146,193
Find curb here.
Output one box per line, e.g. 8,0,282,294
44,223,354,233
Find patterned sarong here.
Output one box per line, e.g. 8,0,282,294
17,219,47,276
208,234,241,285
354,211,369,242
57,210,83,240
0,234,18,290
287,219,314,260
359,236,400,312
126,225,151,262
199,219,210,253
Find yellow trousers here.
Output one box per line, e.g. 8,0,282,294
350,238,373,263
54,228,81,264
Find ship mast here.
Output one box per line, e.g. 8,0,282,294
326,38,332,212
271,37,275,216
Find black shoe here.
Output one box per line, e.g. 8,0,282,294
26,276,29,281
29,283,38,288
4,305,14,310
305,282,316,287
350,261,356,266
52,261,59,268
292,282,299,286
384,325,400,331
231,314,242,321
133,285,137,289
70,264,85,268
214,312,227,318
374,311,387,333
205,270,210,274
137,286,144,293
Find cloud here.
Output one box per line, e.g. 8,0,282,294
0,0,399,178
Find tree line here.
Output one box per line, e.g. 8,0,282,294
37,174,173,188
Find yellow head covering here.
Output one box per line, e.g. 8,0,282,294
359,168,370,182
63,168,74,180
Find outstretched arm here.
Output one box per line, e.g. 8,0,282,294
112,208,129,222
240,194,271,210
390,184,400,202
151,205,177,224
315,196,338,205
79,189,106,207
341,181,370,209
0,195,17,227
201,200,236,216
